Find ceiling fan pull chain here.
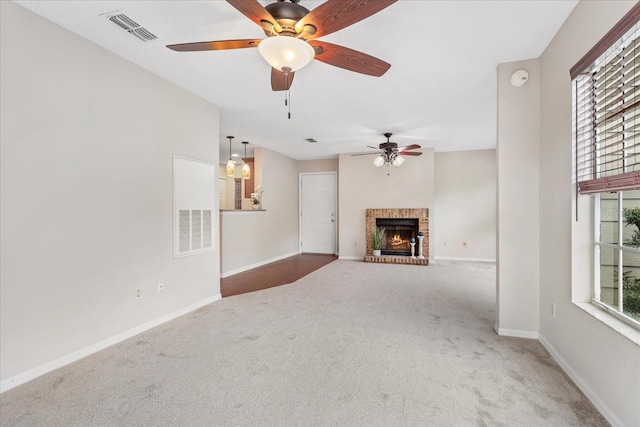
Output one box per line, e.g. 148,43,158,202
281,67,291,119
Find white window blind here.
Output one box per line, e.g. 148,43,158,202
574,8,640,195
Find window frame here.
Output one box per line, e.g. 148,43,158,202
593,192,640,330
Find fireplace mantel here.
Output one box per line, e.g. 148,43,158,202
365,208,429,265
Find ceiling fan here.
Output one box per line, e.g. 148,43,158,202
166,0,396,91
353,133,422,168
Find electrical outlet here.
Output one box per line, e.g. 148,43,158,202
463,242,468,248
157,281,164,293
134,288,141,299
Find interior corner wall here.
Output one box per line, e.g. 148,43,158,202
338,150,435,259
220,147,299,275
0,2,220,387
496,58,540,338
538,1,639,426
434,150,496,261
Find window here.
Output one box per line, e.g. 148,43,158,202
595,191,640,325
573,4,640,329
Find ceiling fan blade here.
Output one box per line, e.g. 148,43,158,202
399,151,422,156
271,68,295,91
351,152,381,156
397,144,421,152
167,39,261,52
295,0,396,39
226,0,282,33
366,146,378,149
310,41,390,77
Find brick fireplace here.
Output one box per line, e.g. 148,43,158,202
365,208,429,265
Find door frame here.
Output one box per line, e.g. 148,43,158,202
298,171,338,255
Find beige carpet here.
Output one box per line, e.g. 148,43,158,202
0,261,607,426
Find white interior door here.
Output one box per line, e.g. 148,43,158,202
300,172,336,254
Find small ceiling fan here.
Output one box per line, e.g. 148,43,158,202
166,0,396,91
353,133,422,167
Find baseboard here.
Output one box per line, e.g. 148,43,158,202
495,327,539,339
0,293,221,394
338,256,364,261
538,334,622,427
220,251,299,278
434,256,496,263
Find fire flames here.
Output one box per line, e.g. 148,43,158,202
388,234,407,247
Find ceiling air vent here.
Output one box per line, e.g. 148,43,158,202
104,12,157,42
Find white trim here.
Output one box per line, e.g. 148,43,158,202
220,251,299,278
495,327,539,339
339,256,364,261
0,294,221,393
539,333,623,427
434,256,496,263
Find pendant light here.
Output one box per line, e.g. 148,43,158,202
226,136,235,177
241,141,251,180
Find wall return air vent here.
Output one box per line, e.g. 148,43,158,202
103,12,157,42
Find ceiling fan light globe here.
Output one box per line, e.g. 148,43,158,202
373,155,385,167
258,36,315,72
226,159,236,176
392,156,405,167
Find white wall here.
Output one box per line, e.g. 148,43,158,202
220,147,299,275
538,1,639,426
338,150,435,259
0,2,220,387
298,158,339,174
435,150,496,261
496,59,541,338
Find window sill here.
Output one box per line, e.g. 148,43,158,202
573,301,640,346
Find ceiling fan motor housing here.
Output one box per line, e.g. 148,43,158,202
265,1,310,35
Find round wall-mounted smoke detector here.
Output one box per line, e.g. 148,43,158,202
510,69,529,87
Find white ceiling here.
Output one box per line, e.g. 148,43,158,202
15,0,578,163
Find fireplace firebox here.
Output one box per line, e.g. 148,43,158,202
376,218,419,256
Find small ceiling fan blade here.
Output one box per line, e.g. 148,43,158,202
397,144,421,152
351,152,381,156
271,68,295,91
226,0,282,33
399,151,423,156
295,0,397,39
366,146,378,149
167,39,261,52
310,41,390,77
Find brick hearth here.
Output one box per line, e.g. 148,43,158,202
365,208,429,266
